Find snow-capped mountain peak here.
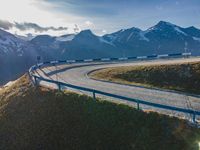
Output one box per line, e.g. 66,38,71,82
145,21,188,37
56,34,75,42
0,29,27,54
174,27,187,36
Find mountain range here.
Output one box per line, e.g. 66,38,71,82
1,21,200,85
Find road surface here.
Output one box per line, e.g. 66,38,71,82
34,58,200,121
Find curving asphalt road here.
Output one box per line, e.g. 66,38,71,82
34,57,200,121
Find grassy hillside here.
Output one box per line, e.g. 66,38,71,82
90,61,200,95
0,75,199,150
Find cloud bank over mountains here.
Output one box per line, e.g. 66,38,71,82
0,20,71,36
14,22,68,32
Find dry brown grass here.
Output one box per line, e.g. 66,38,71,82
0,74,199,150
90,61,200,95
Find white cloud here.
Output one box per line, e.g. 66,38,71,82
0,0,116,36
9,26,69,37
102,29,107,34
0,0,53,25
85,21,94,27
0,0,80,36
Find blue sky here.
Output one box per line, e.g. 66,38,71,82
0,0,199,35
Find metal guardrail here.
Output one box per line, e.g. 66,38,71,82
29,52,200,124
33,52,192,67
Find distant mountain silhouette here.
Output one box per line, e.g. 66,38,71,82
1,21,200,84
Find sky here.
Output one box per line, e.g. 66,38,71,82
0,0,199,36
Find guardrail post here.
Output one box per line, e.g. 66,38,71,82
58,83,61,91
34,76,37,86
137,101,140,110
193,112,196,124
93,91,96,100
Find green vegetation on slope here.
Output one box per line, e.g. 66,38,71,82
90,61,200,95
0,75,199,150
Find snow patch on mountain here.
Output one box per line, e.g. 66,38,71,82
193,37,200,42
105,35,117,42
127,32,134,42
165,22,175,26
139,32,149,42
15,34,35,41
147,27,156,32
0,29,28,54
174,27,187,36
0,34,23,46
99,37,115,46
56,34,75,42
120,29,125,33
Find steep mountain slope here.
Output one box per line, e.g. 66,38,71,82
144,21,199,55
183,26,200,38
103,21,200,56
30,35,61,60
103,27,151,56
59,30,121,59
0,29,38,85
